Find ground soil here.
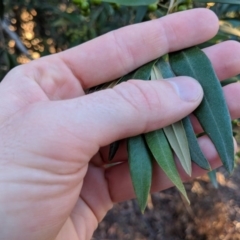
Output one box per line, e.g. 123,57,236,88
93,161,240,240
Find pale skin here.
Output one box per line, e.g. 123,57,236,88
1,8,240,240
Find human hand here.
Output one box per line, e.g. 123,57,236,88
1,8,240,240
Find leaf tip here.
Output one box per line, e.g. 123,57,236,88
140,207,146,214
108,141,120,161
138,199,147,214
185,167,192,177
223,155,234,174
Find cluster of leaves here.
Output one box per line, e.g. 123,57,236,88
1,0,240,211
106,46,234,212
90,0,240,211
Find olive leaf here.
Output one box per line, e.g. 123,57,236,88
144,129,189,204
134,6,148,24
109,141,120,161
182,117,211,170
117,71,135,84
151,64,163,80
128,135,152,212
102,0,157,6
154,56,192,176
221,77,240,87
132,60,157,80
193,0,240,4
170,47,234,173
208,170,218,189
163,123,192,176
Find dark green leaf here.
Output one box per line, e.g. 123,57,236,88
90,70,134,93
134,6,147,23
126,60,159,212
208,170,218,189
182,117,211,171
102,0,157,6
128,135,153,212
194,0,240,4
144,129,189,203
221,76,240,87
133,60,157,80
170,47,234,173
109,60,155,90
109,141,120,161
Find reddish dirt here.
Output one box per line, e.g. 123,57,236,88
93,163,240,240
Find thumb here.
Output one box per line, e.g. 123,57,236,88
63,76,203,147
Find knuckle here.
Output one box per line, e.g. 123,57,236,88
110,30,136,73
113,80,162,113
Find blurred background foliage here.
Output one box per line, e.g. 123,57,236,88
0,0,240,81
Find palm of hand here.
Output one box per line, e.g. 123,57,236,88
0,56,114,239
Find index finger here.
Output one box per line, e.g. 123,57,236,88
58,8,218,89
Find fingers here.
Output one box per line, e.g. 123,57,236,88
203,41,240,81
58,9,218,89
5,39,239,113
187,81,240,134
27,76,202,161
63,77,203,148
224,82,240,120
105,136,228,203
22,40,240,103
96,78,240,165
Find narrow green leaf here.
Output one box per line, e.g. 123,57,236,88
96,70,134,93
133,60,157,80
108,141,120,161
103,56,156,93
155,56,192,176
221,76,240,87
102,0,157,6
99,79,119,90
182,117,211,171
154,55,173,79
128,135,153,212
126,60,158,212
134,6,148,24
151,64,163,80
208,170,218,189
163,123,192,176
193,0,240,4
117,71,134,84
144,129,189,203
170,47,234,173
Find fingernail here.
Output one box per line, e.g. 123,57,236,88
168,77,203,102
